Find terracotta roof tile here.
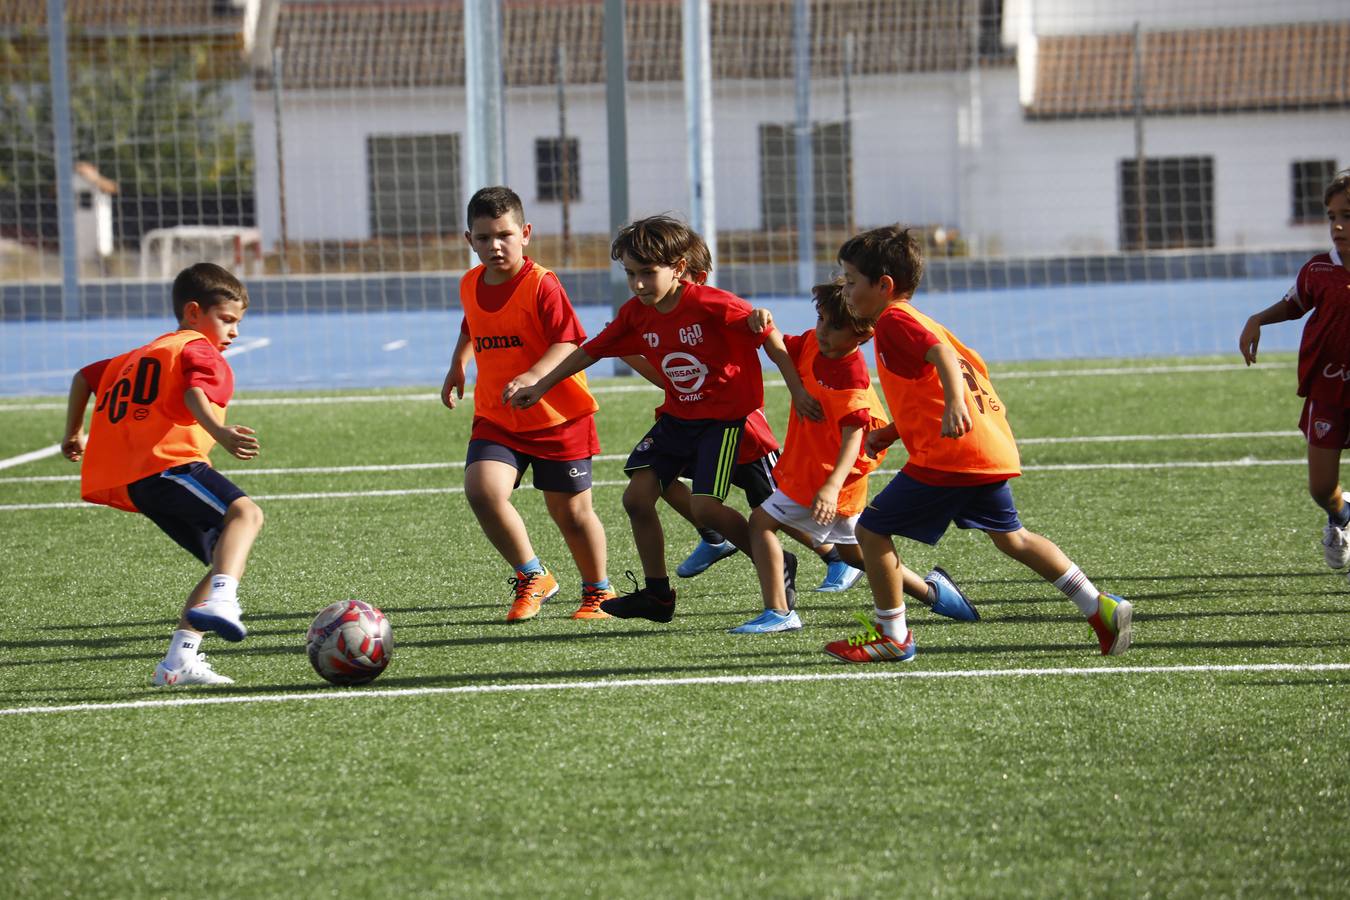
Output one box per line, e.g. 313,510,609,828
263,0,979,91
1,0,243,33
1029,21,1350,118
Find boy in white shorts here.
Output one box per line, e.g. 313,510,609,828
732,280,977,633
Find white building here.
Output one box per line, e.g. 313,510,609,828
247,0,1349,261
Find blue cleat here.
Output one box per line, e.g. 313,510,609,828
729,609,803,634
924,566,979,621
814,560,864,593
676,539,738,578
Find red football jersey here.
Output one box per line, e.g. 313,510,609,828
1285,249,1350,406
583,283,771,421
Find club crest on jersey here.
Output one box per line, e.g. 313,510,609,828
474,335,524,352
1315,419,1333,439
662,351,709,395
635,436,654,453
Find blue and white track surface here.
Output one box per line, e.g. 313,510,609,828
1,276,1298,396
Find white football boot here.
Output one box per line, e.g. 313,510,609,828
1322,523,1350,569
152,653,235,687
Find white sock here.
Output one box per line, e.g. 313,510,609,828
208,573,239,604
164,630,201,668
1053,565,1101,617
874,604,907,640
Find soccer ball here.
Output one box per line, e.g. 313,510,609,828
306,599,393,686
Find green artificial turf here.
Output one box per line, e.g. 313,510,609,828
1,354,1346,898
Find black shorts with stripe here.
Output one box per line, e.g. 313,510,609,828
126,462,248,565
624,415,745,501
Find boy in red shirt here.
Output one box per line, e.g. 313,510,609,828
506,215,810,622
624,233,848,603
732,279,978,633
1240,170,1350,573
826,226,1131,662
61,263,265,686
441,186,612,622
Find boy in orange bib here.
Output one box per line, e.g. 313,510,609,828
61,263,265,686
824,226,1131,663
441,186,611,622
731,280,977,633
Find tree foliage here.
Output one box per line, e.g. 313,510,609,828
0,34,253,198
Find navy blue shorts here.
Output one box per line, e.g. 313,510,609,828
625,416,744,500
858,471,1023,546
466,439,594,493
126,462,248,565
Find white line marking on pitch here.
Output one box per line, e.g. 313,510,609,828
0,360,1294,412
0,460,1310,511
3,661,1346,718
221,337,271,358
0,433,1304,484
0,444,61,471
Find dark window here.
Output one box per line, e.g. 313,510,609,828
536,137,580,203
1292,159,1337,224
77,191,93,210
759,121,852,231
1118,156,1214,251
367,133,461,237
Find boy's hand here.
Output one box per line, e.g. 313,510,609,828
216,425,260,460
441,363,466,409
501,374,538,406
61,433,86,462
790,387,824,422
748,308,774,333
941,400,972,438
1238,317,1262,366
509,384,545,409
865,424,898,458
811,486,840,526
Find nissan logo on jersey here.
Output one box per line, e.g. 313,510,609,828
662,351,708,394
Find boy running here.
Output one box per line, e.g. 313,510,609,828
61,263,264,686
442,186,612,622
826,225,1132,662
505,214,810,622
1240,170,1350,573
732,280,977,633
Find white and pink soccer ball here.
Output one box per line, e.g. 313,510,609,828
306,599,393,686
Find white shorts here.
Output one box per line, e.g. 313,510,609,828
758,488,860,546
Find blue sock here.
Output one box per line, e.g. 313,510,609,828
583,578,611,592
516,557,545,575
1333,506,1350,528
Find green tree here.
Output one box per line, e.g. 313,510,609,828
0,33,253,198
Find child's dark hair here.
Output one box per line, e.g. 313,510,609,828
172,263,248,321
466,185,525,228
1325,170,1350,206
683,232,712,281
837,225,925,298
611,215,695,268
813,278,874,340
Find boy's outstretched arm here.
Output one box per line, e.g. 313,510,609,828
185,388,259,460
812,423,865,525
505,346,597,408
624,354,665,389
926,343,972,438
441,330,473,409
1239,298,1297,366
501,341,582,404
61,370,93,461
760,326,824,422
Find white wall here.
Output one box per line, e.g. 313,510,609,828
252,64,1346,259
1004,0,1347,37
